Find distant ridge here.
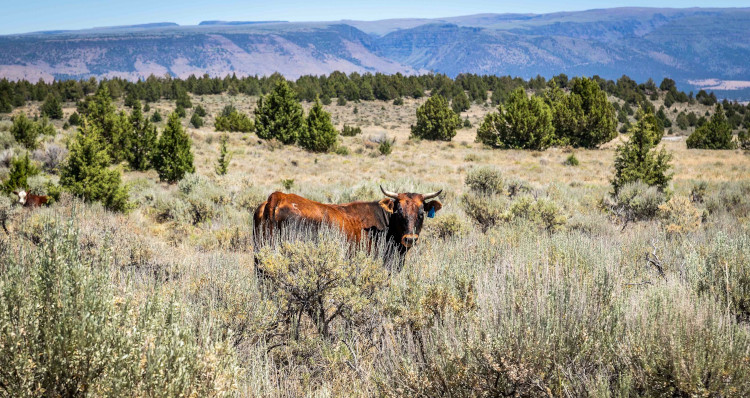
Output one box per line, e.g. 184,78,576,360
92,22,180,30
1,8,750,99
199,21,287,26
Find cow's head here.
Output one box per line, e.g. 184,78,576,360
13,190,27,205
378,186,442,249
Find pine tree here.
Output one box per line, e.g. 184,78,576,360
59,119,130,212
3,153,40,193
152,112,195,183
477,87,554,150
411,95,461,141
299,98,338,152
686,104,735,149
40,93,63,119
254,80,304,144
125,101,157,171
215,133,231,175
612,107,673,194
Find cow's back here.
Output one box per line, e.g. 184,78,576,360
254,191,359,241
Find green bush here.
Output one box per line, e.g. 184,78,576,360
190,112,204,128
476,87,554,150
341,124,362,137
564,153,580,166
465,167,504,195
214,105,253,132
378,136,395,156
150,110,162,123
411,95,461,141
0,217,239,396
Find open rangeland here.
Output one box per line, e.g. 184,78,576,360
1,93,750,397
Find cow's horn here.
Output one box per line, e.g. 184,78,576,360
380,186,399,199
423,189,442,200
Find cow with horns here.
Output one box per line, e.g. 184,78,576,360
253,186,443,268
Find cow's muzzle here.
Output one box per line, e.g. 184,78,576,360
401,234,418,248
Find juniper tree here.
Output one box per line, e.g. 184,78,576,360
152,112,195,183
254,80,304,144
215,133,231,176
299,98,337,152
452,90,470,114
10,112,39,149
612,107,673,194
3,153,40,193
40,93,63,119
549,77,617,148
477,87,554,150
125,101,157,171
411,95,460,141
59,119,130,212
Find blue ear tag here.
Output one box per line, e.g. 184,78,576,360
428,207,436,218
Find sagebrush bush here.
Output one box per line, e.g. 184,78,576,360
693,232,750,321
461,192,508,231
604,181,666,225
509,195,567,231
429,212,468,238
0,216,239,396
255,227,389,340
659,195,702,236
32,143,68,173
704,181,750,218
465,166,504,195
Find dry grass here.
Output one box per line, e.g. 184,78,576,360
1,94,750,397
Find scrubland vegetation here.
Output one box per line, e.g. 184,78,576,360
0,72,749,396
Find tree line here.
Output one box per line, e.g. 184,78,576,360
2,71,744,116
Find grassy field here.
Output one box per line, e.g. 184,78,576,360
1,93,750,396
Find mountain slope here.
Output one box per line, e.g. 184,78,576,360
1,7,749,97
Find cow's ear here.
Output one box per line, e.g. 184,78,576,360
11,191,17,195
379,198,395,214
424,200,442,218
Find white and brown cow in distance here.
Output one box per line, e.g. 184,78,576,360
12,190,49,208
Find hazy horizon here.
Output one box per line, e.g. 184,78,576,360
2,1,750,35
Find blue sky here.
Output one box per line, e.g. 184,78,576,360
2,0,748,35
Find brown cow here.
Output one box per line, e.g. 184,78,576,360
254,186,442,269
13,190,49,208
